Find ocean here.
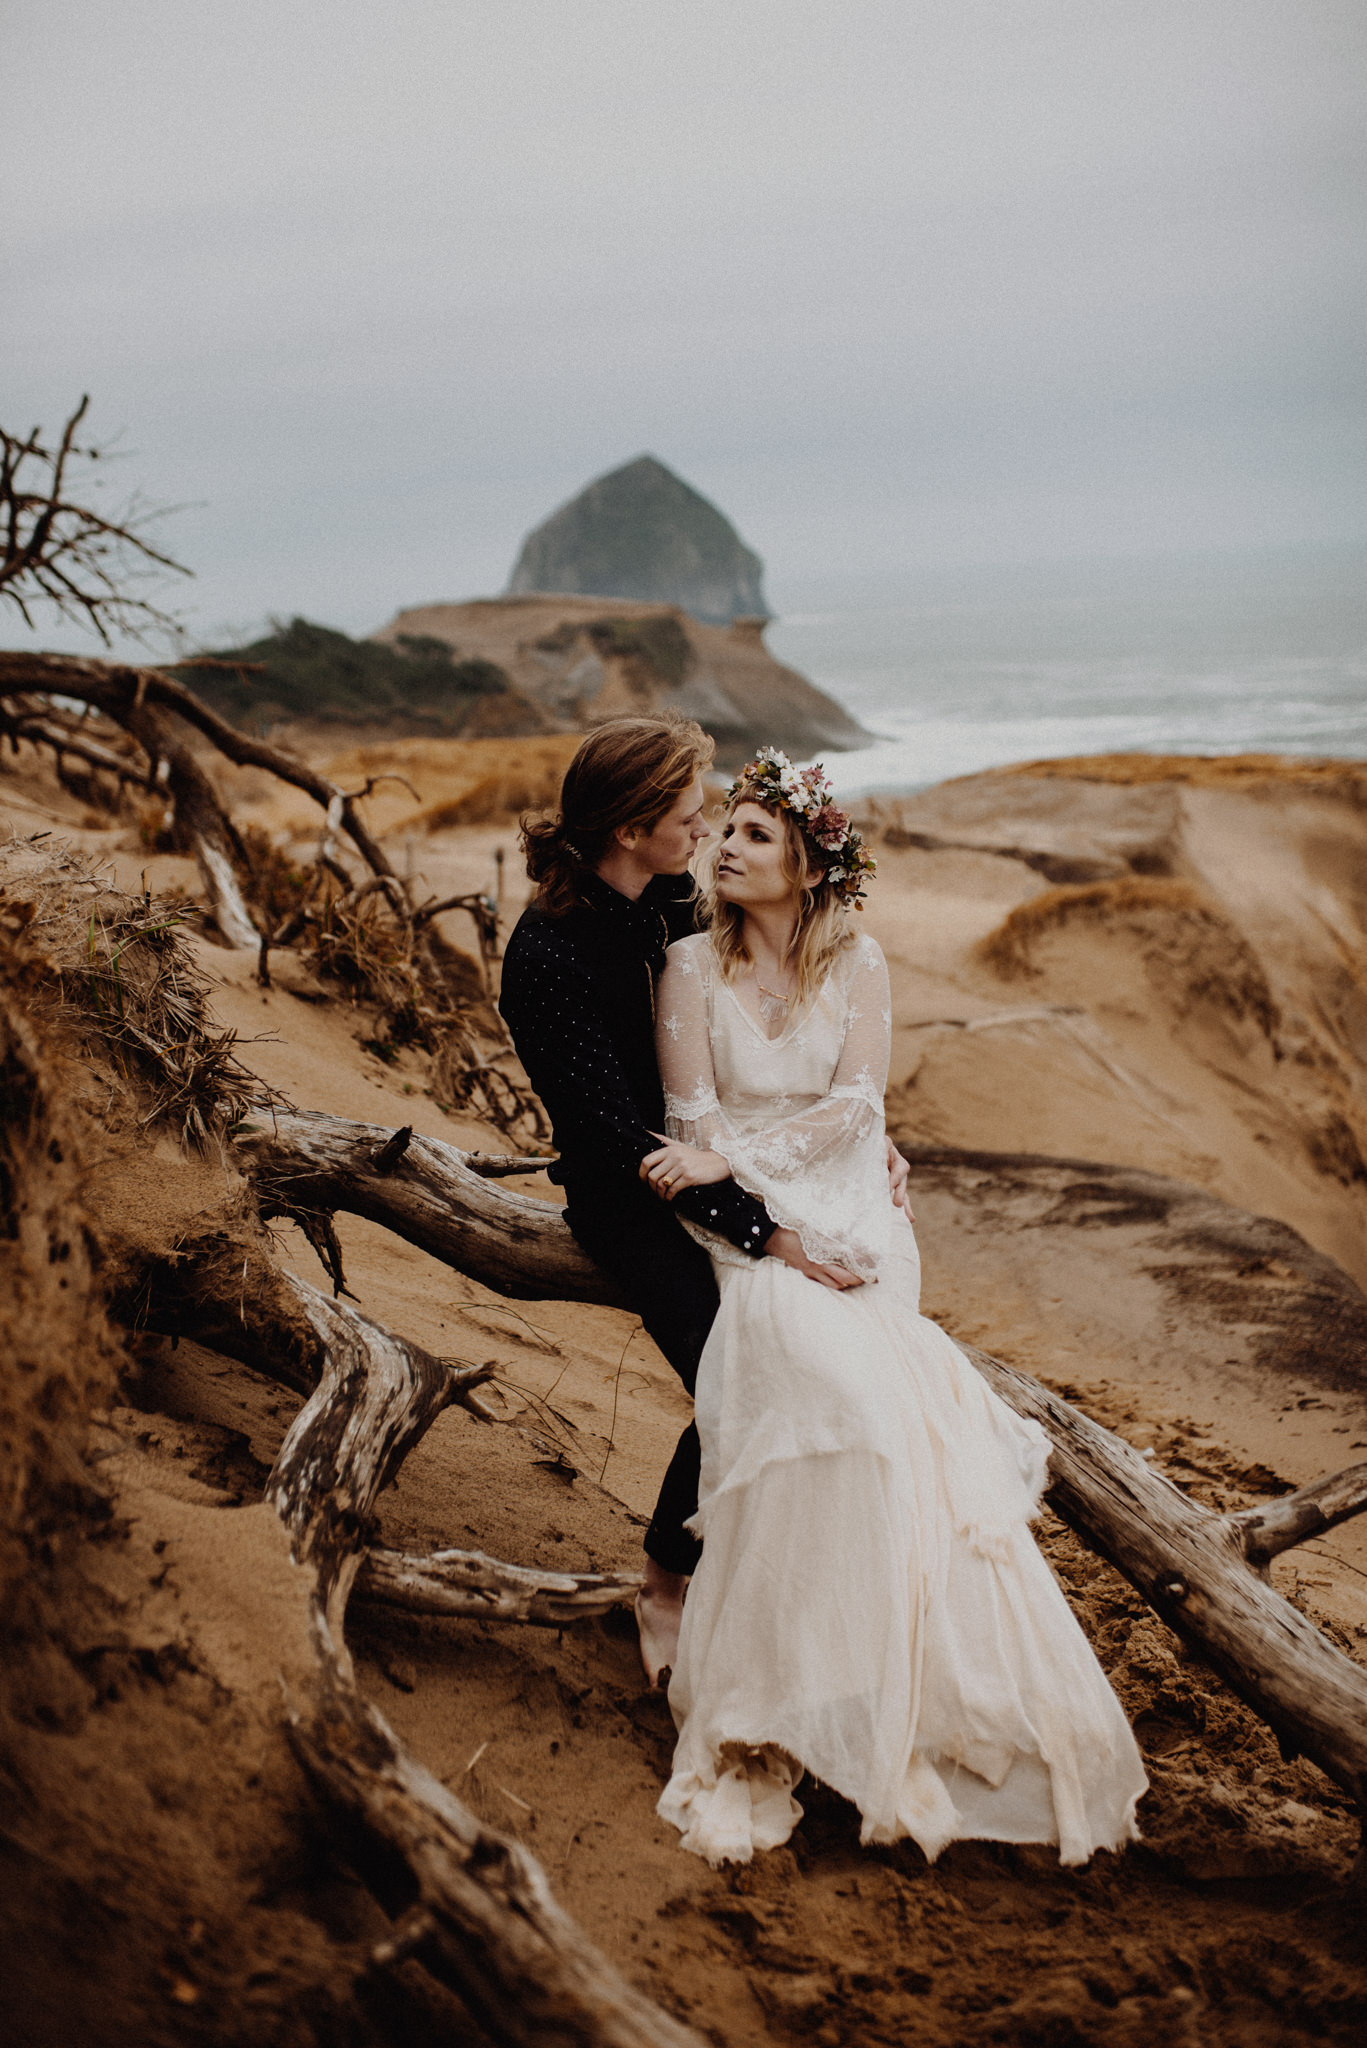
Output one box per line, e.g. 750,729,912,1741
764,542,1367,799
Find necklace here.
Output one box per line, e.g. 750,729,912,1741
752,967,792,1032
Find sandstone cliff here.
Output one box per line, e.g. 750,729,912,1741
372,592,869,768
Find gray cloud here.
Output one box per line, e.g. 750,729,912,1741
5,0,1365,651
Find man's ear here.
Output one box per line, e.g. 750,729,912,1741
614,822,640,852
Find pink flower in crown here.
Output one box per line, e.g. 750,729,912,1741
808,803,849,851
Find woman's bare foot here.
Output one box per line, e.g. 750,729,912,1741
635,1561,687,1690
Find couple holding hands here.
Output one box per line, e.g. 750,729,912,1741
501,714,1145,1870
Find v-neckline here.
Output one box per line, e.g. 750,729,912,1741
721,972,803,1049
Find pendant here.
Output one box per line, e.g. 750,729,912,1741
757,990,789,1031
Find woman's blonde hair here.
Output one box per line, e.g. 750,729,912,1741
520,713,714,916
701,789,855,1004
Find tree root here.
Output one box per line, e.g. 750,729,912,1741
234,1108,1367,1818
357,1545,642,1625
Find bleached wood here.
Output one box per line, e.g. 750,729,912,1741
237,1108,622,1306
246,1274,700,2045
359,1544,642,1624
961,1345,1367,1810
291,1662,704,2048
1223,1463,1367,1567
236,1108,1367,1813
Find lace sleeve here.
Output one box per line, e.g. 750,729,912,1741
653,940,778,1257
658,934,893,1273
656,937,728,1145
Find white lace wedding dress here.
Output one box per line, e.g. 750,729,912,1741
653,929,1147,1868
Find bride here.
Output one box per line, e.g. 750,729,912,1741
638,748,1148,1869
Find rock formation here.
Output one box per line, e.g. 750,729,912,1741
506,455,769,624
372,594,869,769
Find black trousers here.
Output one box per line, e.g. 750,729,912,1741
564,1182,715,1577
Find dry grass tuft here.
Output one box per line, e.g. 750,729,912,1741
989,752,1367,795
1,840,281,1145
976,873,1283,1038
978,875,1207,978
241,842,547,1145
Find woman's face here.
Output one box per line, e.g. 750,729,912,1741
715,801,805,909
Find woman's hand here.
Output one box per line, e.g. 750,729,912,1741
641,1136,731,1200
763,1226,865,1290
885,1136,914,1220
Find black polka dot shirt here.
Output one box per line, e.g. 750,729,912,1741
500,868,775,1255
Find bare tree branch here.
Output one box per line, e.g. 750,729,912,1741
0,398,192,647
234,1107,1367,1816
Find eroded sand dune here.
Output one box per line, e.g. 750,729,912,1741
3,740,1366,2046
861,756,1367,1289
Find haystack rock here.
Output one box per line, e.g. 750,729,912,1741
372,594,870,770
506,454,769,624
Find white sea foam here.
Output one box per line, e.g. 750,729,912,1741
766,546,1367,797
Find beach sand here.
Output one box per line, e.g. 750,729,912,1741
2,736,1365,2046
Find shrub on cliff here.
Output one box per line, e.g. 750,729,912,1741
173,617,513,734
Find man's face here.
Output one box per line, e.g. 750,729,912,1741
636,776,710,875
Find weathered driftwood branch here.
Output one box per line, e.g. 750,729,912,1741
960,1345,1367,1809
251,1279,697,2044
358,1544,642,1625
0,651,411,950
291,1663,701,2048
110,1211,692,2044
1,670,260,946
106,1216,493,1409
1225,1463,1367,1569
237,1109,625,1307
465,1150,561,1179
263,1273,494,1655
233,1108,1367,1813
0,651,399,879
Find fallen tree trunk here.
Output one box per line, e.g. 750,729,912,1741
108,1212,683,2044
292,1663,700,2048
235,1107,1367,1816
240,1107,625,1306
961,1346,1367,1811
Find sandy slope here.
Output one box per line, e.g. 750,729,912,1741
3,741,1367,2046
861,758,1367,1289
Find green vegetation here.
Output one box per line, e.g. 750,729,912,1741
172,617,511,734
585,614,694,689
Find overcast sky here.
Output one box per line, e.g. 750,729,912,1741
6,1,1366,653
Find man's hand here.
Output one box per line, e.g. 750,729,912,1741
886,1136,914,1220
641,1136,731,1200
763,1226,864,1289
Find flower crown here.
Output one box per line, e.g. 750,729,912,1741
724,746,876,909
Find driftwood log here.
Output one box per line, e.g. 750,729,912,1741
109,1191,699,2045
358,1545,642,1626
235,1108,1367,1817
291,1663,701,2048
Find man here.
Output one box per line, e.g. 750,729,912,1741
500,713,908,1683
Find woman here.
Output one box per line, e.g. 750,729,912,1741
639,748,1147,1869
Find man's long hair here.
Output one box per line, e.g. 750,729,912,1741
520,713,715,916
700,790,855,1005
